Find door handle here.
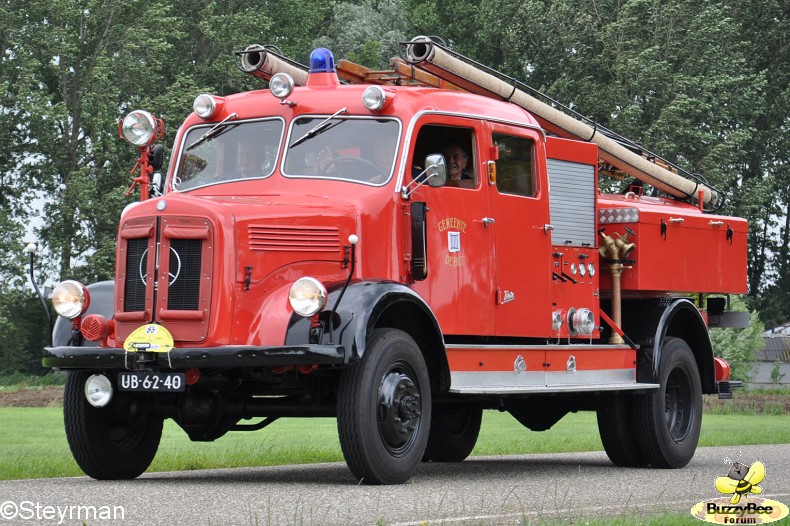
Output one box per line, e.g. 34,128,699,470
479,217,495,227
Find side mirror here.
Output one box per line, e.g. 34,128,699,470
150,172,163,197
401,153,447,199
149,144,165,171
424,154,447,187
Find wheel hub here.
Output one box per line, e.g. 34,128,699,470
665,368,692,442
378,370,422,453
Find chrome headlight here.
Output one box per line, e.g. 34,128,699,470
270,73,295,99
362,86,387,111
51,280,91,319
193,94,218,119
121,110,157,146
288,277,327,317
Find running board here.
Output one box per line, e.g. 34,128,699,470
449,383,660,395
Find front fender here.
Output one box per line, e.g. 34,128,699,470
286,280,444,364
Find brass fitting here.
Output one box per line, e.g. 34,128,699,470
613,230,636,259
598,228,636,261
598,230,619,260
598,227,637,345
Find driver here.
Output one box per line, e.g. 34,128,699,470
236,135,275,179
312,146,335,175
370,135,394,174
442,142,474,188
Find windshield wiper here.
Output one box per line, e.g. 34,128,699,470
289,107,348,148
186,113,239,151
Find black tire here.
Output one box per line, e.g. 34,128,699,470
423,406,482,462
64,371,163,480
596,393,648,467
337,328,431,484
633,337,702,468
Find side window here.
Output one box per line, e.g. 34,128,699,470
412,125,476,189
493,133,535,197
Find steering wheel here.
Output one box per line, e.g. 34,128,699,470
319,155,386,182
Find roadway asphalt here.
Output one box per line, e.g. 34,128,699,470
1,444,788,525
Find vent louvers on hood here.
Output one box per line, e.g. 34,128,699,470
248,225,340,252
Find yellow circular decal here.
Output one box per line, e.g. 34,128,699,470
123,324,175,353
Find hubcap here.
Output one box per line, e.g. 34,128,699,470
377,363,422,456
664,368,693,442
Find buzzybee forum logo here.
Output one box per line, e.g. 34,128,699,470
691,458,789,524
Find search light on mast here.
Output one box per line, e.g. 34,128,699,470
119,110,164,147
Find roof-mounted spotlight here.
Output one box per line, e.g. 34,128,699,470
193,94,225,119
362,86,394,112
270,72,296,106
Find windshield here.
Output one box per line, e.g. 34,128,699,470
173,119,284,191
283,117,400,185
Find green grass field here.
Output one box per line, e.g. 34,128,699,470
0,408,787,480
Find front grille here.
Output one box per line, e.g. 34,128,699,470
124,238,149,311
167,239,202,310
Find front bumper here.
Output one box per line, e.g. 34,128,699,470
43,344,346,370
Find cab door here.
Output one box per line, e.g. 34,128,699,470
486,123,553,337
407,117,494,336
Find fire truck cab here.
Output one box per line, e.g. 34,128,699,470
43,43,747,485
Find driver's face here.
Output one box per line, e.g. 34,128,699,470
238,143,262,177
444,146,468,180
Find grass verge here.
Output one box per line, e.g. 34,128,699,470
0,372,65,392
0,409,788,480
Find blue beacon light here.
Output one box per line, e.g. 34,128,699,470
308,48,336,73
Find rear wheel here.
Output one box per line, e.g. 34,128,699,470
64,371,163,479
633,337,702,468
597,393,647,467
337,328,431,484
423,405,482,462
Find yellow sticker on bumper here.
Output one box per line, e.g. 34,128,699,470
123,324,175,353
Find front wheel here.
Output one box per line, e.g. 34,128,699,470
632,337,702,468
337,329,431,484
64,371,163,479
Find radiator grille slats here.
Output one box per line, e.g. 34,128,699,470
124,238,149,312
122,223,206,314
248,225,340,252
167,239,202,311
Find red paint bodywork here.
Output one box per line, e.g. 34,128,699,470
111,69,747,377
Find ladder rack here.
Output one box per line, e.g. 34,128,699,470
234,39,724,212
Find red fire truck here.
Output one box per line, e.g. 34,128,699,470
41,37,748,485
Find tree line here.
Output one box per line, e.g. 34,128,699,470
1,0,786,374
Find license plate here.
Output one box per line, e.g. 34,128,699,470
118,372,185,392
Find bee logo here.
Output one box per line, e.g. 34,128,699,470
714,460,765,504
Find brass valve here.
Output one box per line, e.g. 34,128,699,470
598,227,636,261
614,226,636,259
597,226,637,345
